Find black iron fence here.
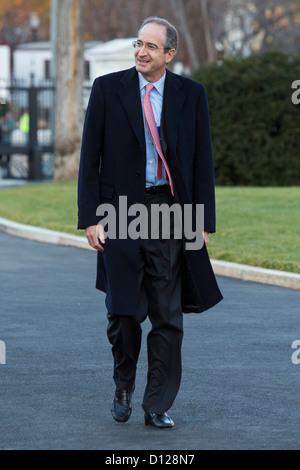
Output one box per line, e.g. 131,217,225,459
0,78,93,181
0,77,56,180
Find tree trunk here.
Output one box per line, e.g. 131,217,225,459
199,0,215,63
53,0,84,181
170,0,200,71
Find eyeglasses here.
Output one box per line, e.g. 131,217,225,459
132,40,169,53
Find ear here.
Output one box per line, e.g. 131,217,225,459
165,49,176,65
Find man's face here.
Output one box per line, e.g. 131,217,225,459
135,23,175,83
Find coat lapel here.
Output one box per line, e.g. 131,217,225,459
117,68,185,163
117,67,146,153
161,70,186,155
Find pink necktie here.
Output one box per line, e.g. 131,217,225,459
143,84,174,196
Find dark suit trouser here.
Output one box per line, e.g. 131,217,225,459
107,190,183,414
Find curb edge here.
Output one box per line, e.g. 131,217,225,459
0,216,299,291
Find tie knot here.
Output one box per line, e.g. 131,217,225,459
145,84,155,95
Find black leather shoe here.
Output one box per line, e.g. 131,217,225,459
144,412,175,428
111,388,134,423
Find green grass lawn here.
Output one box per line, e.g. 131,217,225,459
0,181,299,273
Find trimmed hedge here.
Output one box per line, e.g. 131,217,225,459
192,51,300,185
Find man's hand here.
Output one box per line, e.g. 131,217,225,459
203,231,209,247
85,225,106,252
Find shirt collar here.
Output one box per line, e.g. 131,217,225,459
138,71,166,95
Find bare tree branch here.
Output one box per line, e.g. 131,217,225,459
170,0,200,70
199,0,215,62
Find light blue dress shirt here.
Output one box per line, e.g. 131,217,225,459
138,72,168,187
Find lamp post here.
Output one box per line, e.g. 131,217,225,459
30,13,40,42
50,0,58,81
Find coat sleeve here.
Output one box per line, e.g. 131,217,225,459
77,78,104,229
193,85,216,233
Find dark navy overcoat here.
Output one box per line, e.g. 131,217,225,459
78,67,223,316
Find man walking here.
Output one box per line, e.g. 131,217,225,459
78,17,222,428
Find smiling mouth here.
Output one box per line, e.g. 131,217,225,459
137,58,150,64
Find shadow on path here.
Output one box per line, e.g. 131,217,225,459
0,231,299,450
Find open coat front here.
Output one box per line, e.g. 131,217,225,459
78,67,223,316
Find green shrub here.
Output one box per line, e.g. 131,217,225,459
192,51,300,185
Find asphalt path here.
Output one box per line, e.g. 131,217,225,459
0,230,299,450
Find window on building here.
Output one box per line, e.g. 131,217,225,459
45,60,51,80
84,61,90,81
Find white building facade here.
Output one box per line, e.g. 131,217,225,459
11,39,136,85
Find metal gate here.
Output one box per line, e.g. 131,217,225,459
0,77,55,180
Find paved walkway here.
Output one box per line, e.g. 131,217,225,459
0,231,299,450
0,177,32,188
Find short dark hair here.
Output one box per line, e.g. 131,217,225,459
138,17,179,53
